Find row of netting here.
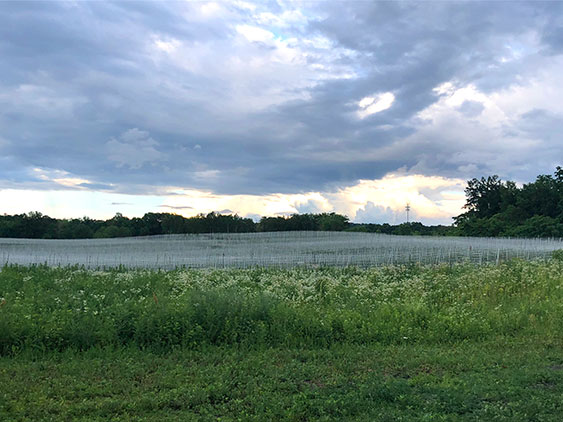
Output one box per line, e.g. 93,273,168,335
1,231,562,269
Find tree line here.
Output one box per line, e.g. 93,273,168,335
1,166,561,239
453,166,563,237
0,211,352,239
0,210,452,239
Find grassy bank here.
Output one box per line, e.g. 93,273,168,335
1,260,563,353
1,260,562,420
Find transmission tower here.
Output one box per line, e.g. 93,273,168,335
405,203,411,223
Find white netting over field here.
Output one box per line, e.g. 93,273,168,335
1,232,562,269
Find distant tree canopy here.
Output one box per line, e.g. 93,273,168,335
0,210,449,239
453,166,563,237
257,213,349,232
0,212,257,239
0,212,346,239
347,221,452,236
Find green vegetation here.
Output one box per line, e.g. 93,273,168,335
2,260,562,353
348,221,453,236
0,211,257,239
454,166,563,237
1,260,562,353
2,338,563,421
0,211,350,239
1,260,562,420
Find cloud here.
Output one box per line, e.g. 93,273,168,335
0,1,562,219
78,183,114,190
326,173,466,224
106,128,164,169
0,172,467,224
295,199,330,214
354,203,402,224
457,100,485,117
236,25,275,43
357,92,395,118
158,204,193,210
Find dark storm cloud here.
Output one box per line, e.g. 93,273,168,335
1,1,562,196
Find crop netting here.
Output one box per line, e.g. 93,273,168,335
1,231,562,269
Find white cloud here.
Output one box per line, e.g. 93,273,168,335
199,2,223,17
491,55,563,116
394,63,563,179
153,38,180,53
357,92,395,118
32,168,90,188
236,25,275,43
354,203,403,224
255,9,307,28
232,1,256,12
138,7,357,115
162,190,330,219
327,173,466,223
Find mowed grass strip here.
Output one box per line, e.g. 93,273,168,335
1,338,563,421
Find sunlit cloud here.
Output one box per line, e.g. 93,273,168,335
357,92,395,118
0,171,467,224
327,174,466,224
32,168,104,190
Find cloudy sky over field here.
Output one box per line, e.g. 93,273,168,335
1,1,562,223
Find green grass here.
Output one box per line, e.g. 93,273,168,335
1,260,562,420
2,339,563,421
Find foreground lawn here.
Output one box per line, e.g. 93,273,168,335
2,338,563,421
1,259,562,420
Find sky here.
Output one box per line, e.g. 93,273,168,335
1,1,562,224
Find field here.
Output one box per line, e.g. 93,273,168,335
1,231,562,268
1,256,563,420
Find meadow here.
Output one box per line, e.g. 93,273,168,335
1,256,563,420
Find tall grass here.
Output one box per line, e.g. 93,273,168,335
1,258,562,354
